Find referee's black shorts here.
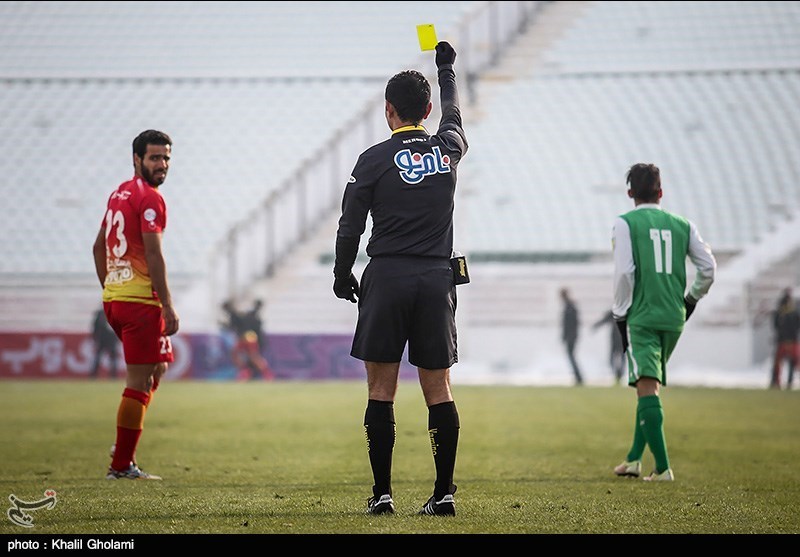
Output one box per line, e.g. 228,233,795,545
351,255,458,370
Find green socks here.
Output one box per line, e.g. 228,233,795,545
637,394,670,473
625,406,647,463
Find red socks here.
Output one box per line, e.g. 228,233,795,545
110,388,150,471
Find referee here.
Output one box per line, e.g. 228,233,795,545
333,41,468,516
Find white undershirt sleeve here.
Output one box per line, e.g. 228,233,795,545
686,221,717,302
611,217,635,320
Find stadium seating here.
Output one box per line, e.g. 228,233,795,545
458,70,800,257
0,1,479,279
0,78,380,276
0,1,479,79
539,0,800,73
1,0,799,359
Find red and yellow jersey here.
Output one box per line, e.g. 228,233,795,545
101,177,167,306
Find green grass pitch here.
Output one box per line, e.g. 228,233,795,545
1,380,798,535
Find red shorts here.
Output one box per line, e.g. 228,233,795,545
104,301,174,365
774,341,800,365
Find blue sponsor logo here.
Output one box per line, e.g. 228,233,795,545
394,146,451,184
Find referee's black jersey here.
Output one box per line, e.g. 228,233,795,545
336,66,468,259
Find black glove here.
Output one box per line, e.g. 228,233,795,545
684,295,697,321
615,319,629,353
333,273,359,303
435,41,456,67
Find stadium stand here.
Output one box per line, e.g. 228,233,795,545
457,0,800,372
0,0,491,331
458,70,800,256
537,0,800,73
0,78,385,274
253,0,800,374
0,1,481,79
1,1,798,377
0,1,480,276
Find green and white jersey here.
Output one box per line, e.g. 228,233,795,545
611,204,716,331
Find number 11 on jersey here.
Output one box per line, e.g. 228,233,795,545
649,228,673,274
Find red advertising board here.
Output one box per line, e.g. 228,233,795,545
0,332,416,381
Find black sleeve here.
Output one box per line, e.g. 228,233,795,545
333,236,359,278
435,66,468,159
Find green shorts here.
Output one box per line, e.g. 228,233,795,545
625,325,682,387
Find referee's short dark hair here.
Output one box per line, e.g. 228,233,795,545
132,129,172,159
626,163,661,203
385,70,431,124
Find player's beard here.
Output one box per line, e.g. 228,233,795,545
142,165,167,186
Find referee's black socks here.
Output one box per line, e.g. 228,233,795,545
364,399,396,497
428,401,460,500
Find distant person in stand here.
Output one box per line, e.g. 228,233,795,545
240,299,267,354
232,330,275,381
560,288,584,386
90,306,121,379
592,310,625,385
220,300,244,338
221,299,273,379
770,287,800,390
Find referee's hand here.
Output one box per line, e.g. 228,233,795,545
435,41,456,67
333,273,359,303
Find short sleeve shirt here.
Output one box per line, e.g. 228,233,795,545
101,177,167,306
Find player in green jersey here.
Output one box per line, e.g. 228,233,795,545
611,163,717,481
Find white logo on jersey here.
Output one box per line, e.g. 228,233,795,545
111,190,132,201
394,146,451,185
143,208,157,222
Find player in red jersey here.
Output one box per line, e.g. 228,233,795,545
92,129,180,480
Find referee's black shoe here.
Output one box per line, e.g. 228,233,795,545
367,494,395,515
419,485,456,516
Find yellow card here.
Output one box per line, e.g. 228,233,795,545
416,24,438,51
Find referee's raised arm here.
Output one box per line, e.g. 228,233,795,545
433,41,468,162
